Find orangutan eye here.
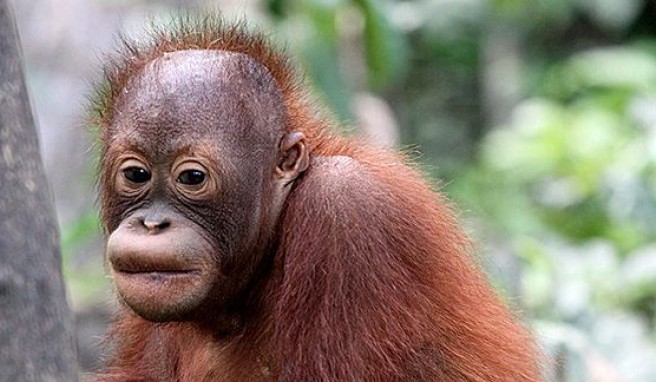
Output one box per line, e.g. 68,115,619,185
177,169,206,186
123,167,151,184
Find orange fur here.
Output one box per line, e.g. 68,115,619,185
92,16,542,381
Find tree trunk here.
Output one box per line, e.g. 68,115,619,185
0,1,78,380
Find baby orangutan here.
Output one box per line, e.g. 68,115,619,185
91,17,542,382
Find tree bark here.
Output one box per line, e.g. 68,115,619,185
0,0,78,380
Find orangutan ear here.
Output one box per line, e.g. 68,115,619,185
276,131,308,179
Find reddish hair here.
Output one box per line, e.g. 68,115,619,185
93,16,542,381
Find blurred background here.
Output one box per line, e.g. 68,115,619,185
9,0,656,380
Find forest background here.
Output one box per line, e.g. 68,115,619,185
10,0,656,380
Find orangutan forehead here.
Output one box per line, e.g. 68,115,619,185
113,49,286,129
109,49,287,154
120,49,281,102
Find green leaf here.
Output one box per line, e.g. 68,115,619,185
353,0,407,90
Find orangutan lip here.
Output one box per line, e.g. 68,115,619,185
117,269,200,276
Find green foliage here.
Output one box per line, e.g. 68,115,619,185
61,211,108,307
61,1,656,379
300,0,354,120
352,0,407,90
451,43,656,380
269,0,407,120
458,45,656,253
